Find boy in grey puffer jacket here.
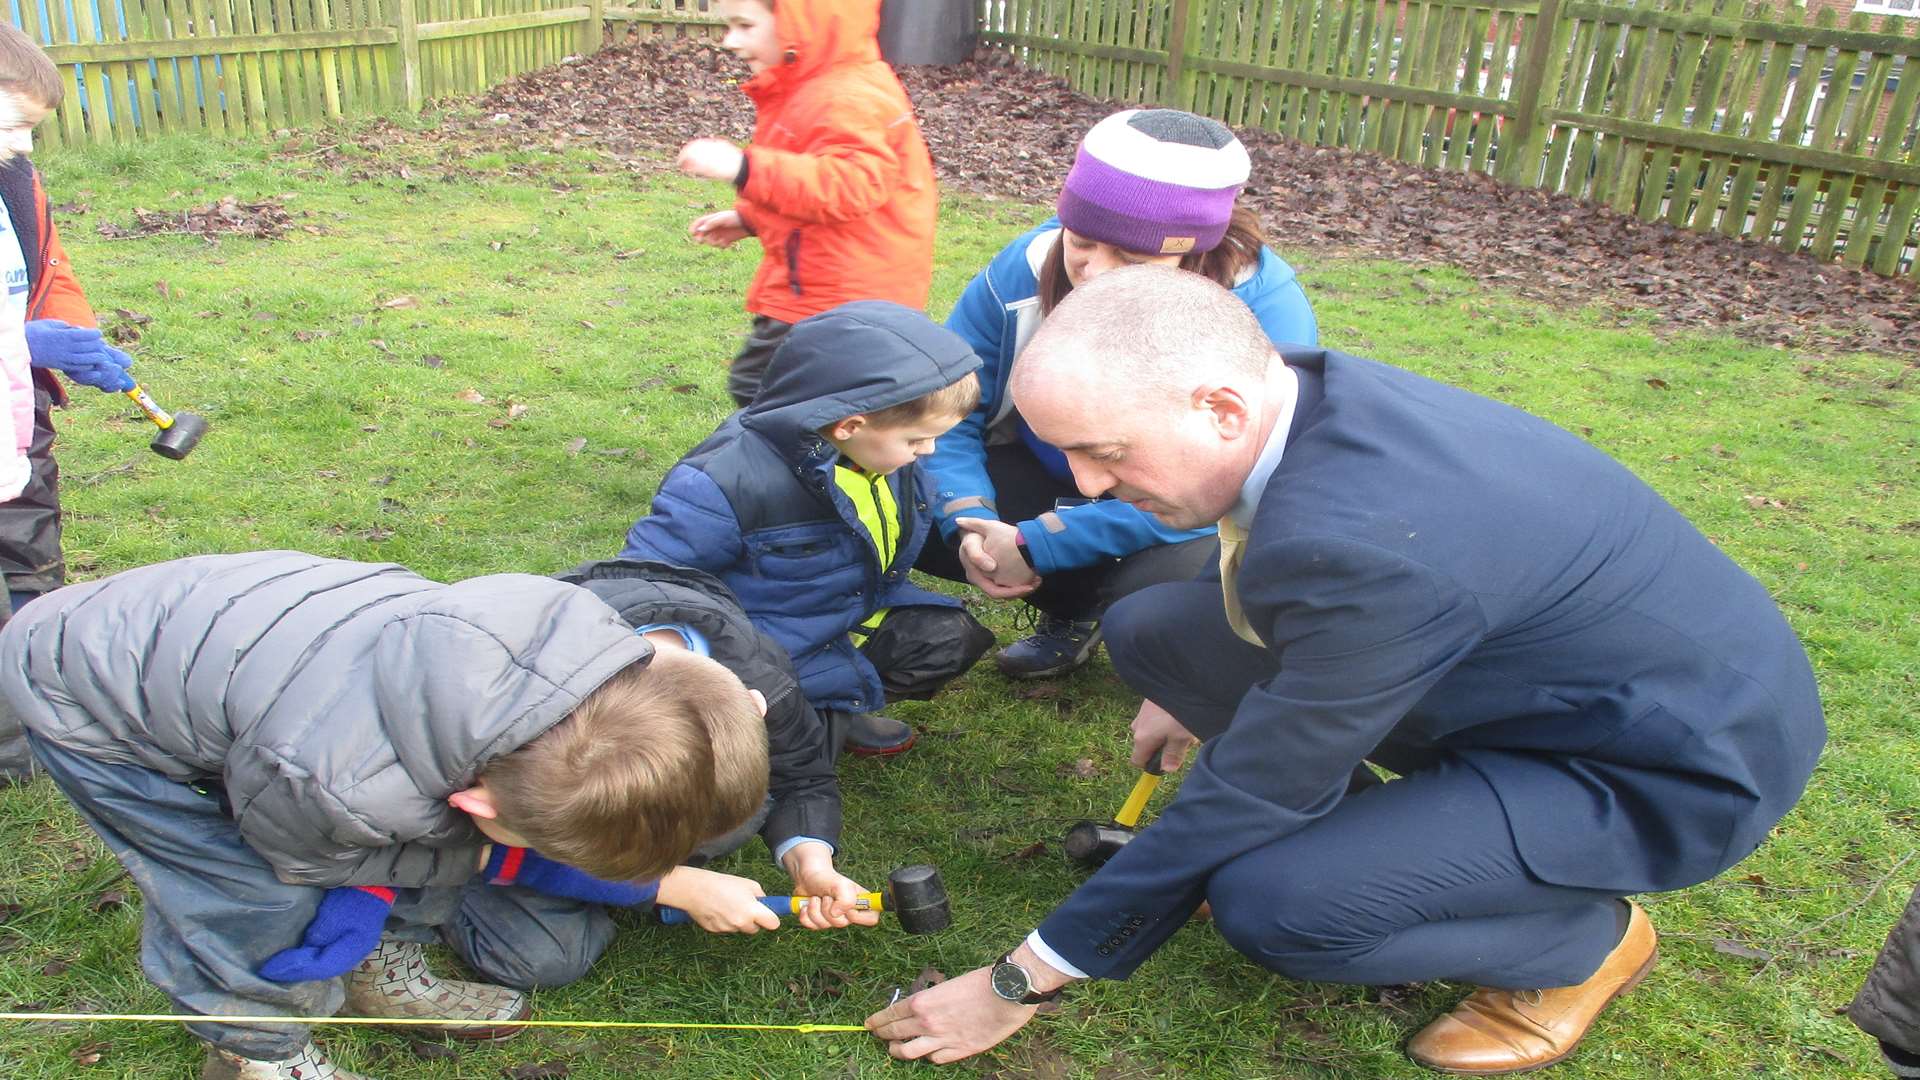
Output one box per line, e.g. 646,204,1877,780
0,550,778,1080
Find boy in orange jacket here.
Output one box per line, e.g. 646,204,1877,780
676,0,938,407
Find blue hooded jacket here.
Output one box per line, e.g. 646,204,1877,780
621,301,983,715
928,220,1319,574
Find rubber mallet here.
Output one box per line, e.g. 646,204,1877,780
658,864,951,933
124,384,208,460
1064,762,1164,868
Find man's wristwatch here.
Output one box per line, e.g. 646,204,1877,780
989,952,1063,1005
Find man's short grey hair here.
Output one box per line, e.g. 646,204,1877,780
1014,265,1273,405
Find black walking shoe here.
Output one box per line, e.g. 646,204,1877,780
995,613,1101,679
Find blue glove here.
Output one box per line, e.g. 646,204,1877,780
23,319,135,393
483,845,658,907
257,886,395,983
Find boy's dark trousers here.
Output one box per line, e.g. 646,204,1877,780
1852,882,1920,1075
727,315,795,408
915,441,1217,622
26,732,616,1061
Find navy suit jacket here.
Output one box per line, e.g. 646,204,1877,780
1038,348,1825,979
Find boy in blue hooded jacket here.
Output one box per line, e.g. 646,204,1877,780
621,301,994,755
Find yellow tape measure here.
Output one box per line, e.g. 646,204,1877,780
0,1011,867,1034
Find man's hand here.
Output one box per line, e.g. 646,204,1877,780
656,866,781,934
865,965,1037,1064
677,137,746,182
689,209,750,248
1131,699,1199,773
781,842,882,931
954,517,1040,599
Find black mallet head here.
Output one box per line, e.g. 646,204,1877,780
125,386,208,460
1063,821,1136,867
150,411,208,460
883,864,951,934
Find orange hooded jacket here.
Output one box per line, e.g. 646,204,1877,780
734,0,936,324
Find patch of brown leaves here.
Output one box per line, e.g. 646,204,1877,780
339,34,1920,358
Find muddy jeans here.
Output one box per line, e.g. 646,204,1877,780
26,732,615,1061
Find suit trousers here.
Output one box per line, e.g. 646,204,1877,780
1104,581,1628,990
27,732,615,1060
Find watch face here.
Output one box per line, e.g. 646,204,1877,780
990,961,1029,1002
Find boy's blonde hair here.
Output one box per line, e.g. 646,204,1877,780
0,22,63,112
854,369,981,429
482,648,769,883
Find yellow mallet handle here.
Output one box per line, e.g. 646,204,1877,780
770,891,884,915
125,385,175,429
1112,771,1163,829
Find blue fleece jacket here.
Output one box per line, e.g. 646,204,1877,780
928,220,1319,574
620,301,983,716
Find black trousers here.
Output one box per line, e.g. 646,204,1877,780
915,442,1216,622
727,315,795,408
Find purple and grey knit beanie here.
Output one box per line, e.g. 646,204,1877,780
1056,109,1251,256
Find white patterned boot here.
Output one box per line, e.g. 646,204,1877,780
342,937,529,1041
199,1041,372,1080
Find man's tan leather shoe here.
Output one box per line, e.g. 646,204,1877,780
1406,901,1656,1075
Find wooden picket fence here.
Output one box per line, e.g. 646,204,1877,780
983,0,1920,277
8,0,609,148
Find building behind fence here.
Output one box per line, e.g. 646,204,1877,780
6,0,1916,278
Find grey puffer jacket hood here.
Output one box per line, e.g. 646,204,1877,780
0,551,651,889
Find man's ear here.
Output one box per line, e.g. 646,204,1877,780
1194,383,1253,439
827,415,866,442
448,785,499,820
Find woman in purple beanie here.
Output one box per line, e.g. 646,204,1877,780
917,109,1319,679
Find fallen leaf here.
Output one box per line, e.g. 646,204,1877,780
361,526,394,542
249,310,277,322
668,384,699,394
506,403,529,420
489,240,507,252
564,437,588,456
369,339,391,354
455,389,487,404
0,902,21,924
579,320,596,330
292,330,329,343
380,295,419,309
405,1040,462,1061
1055,758,1098,779
155,280,171,299
487,417,511,429
90,890,128,913
420,354,446,368
613,248,645,259
1644,377,1670,390
908,967,948,994
501,1063,570,1080
361,424,380,433
592,447,632,458
1003,840,1047,861
68,1041,109,1066
39,960,69,977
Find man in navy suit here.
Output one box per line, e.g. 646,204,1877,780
867,266,1824,1074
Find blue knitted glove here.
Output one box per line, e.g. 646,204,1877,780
257,886,395,983
24,320,135,393
483,846,658,907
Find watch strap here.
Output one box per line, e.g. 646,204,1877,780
997,951,1064,1005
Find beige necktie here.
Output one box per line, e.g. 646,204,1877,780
1216,517,1263,646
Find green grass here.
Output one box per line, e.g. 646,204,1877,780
0,121,1913,1079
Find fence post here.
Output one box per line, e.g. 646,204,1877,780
1163,0,1190,107
581,0,605,55
391,0,424,112
1498,0,1564,187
